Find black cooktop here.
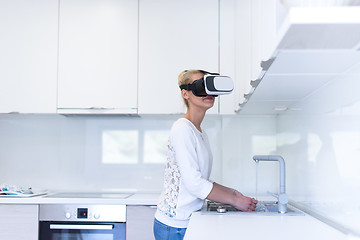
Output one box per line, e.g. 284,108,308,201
46,192,133,199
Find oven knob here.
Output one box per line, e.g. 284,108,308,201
65,212,71,219
94,212,100,219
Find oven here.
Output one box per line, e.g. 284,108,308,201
39,204,126,240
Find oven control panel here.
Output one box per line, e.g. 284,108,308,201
39,204,126,222
64,207,99,220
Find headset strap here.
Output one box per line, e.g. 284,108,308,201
179,83,194,90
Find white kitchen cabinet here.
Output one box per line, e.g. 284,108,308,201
138,0,219,114
0,0,58,113
237,7,360,114
57,0,138,114
234,0,278,112
0,204,39,240
126,205,157,240
219,0,237,114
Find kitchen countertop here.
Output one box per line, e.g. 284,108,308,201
0,192,160,205
0,193,350,239
184,206,348,240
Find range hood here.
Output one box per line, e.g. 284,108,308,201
237,7,360,114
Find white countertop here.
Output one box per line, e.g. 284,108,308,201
0,192,160,205
0,193,350,239
184,208,348,240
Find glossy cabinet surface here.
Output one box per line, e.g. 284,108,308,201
0,0,58,113
0,0,283,115
57,0,138,114
138,0,219,114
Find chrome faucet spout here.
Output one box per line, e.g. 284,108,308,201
253,155,288,213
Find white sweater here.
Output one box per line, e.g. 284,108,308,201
155,118,213,228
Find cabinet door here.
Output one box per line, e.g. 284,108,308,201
219,0,236,114
126,205,157,240
138,0,219,114
234,0,277,110
0,0,58,113
57,0,138,114
0,205,39,240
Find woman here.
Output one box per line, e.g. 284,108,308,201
154,70,257,240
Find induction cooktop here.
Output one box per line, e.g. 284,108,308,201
46,192,134,199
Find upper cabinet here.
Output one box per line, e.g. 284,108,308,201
4,0,320,115
276,7,360,51
0,0,58,113
138,0,220,114
233,0,278,112
0,0,240,115
238,5,360,115
57,0,138,114
239,50,360,114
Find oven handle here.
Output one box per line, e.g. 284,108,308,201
50,224,114,230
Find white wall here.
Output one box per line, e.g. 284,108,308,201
276,65,360,234
221,115,278,197
0,114,277,195
0,114,181,192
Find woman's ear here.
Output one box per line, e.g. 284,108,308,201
181,89,189,99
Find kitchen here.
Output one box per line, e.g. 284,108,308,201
1,0,360,239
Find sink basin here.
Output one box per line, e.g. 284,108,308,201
202,201,304,216
256,201,289,213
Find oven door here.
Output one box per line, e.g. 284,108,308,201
39,221,126,240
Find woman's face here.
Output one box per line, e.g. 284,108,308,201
183,72,215,110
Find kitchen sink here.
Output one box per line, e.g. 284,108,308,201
202,201,304,216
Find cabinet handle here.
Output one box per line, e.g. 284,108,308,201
50,224,113,230
260,58,275,71
89,107,115,110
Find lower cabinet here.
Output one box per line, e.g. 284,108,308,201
0,204,39,240
127,205,157,240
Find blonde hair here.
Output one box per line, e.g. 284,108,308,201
178,70,204,108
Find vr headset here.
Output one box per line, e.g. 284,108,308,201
179,70,234,97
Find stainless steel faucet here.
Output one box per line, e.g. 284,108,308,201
253,155,289,213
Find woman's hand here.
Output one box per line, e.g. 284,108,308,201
206,183,258,212
232,190,258,212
